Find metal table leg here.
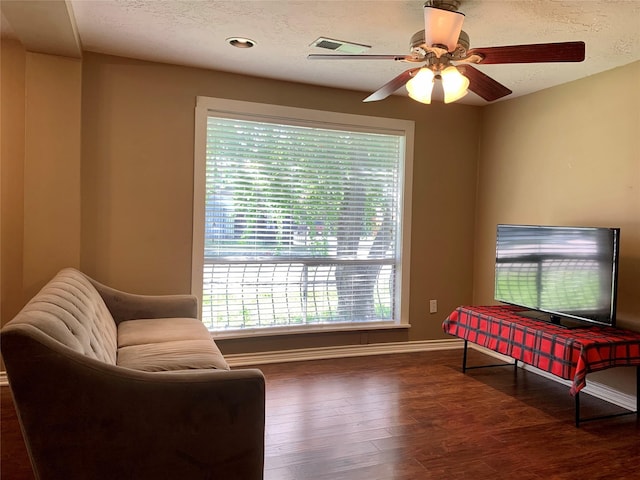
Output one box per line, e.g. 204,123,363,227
574,366,639,427
460,340,518,372
462,340,468,373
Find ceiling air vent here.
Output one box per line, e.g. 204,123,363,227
310,37,370,54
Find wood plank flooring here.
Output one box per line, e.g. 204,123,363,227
2,349,639,479
1,380,35,480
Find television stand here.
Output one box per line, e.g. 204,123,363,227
443,305,640,427
518,310,591,329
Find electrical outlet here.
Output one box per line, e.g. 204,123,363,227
429,299,437,314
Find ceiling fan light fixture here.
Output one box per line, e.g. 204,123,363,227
406,68,435,104
423,6,465,52
440,66,469,103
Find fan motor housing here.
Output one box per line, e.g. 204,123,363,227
410,29,470,57
424,0,461,12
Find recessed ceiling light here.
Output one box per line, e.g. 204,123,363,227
227,37,256,48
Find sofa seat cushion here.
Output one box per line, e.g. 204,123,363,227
117,318,229,371
117,340,229,371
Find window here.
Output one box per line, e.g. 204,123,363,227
193,98,413,333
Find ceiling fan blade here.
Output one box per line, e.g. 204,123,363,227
308,54,413,61
467,41,585,65
363,67,421,102
457,65,512,102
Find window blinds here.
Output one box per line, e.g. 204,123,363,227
202,116,403,330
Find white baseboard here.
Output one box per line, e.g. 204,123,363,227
225,338,463,366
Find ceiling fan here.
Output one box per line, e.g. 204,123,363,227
308,0,585,104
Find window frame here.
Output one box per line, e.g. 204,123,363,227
192,96,414,336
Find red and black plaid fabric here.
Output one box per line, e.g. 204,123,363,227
443,305,640,395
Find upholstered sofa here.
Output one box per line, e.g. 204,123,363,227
0,268,265,480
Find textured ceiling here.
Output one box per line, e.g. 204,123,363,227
5,1,640,105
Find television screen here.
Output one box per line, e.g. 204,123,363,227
494,224,620,327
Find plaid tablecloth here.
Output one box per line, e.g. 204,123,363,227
443,305,640,395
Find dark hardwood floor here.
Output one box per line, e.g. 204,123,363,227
1,381,35,480
2,349,638,479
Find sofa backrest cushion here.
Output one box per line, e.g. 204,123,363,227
8,268,118,364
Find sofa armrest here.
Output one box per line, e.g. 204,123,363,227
2,328,265,480
88,276,198,323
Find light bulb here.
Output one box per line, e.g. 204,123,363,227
441,66,469,103
406,68,435,104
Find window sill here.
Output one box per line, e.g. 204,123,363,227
210,322,411,340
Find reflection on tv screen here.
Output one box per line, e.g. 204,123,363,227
495,225,619,325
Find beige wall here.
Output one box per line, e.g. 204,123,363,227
76,52,480,351
474,61,640,394
23,52,82,300
2,39,637,393
2,46,481,350
0,41,82,329
3,44,638,359
1,40,26,326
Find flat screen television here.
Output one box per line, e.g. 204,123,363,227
494,224,620,328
